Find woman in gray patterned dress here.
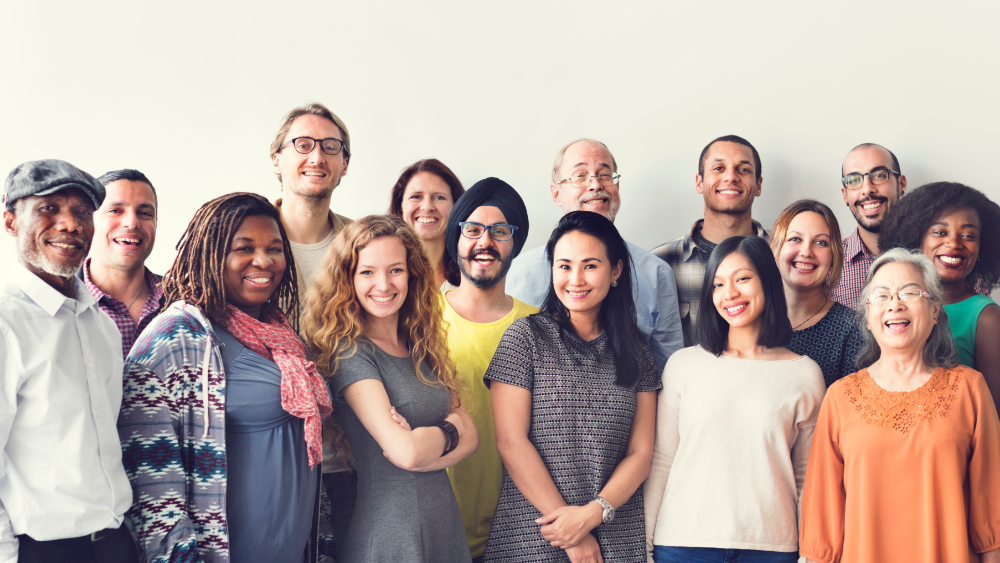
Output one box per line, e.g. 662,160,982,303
484,211,661,563
303,215,478,563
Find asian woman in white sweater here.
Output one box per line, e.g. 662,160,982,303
643,236,826,563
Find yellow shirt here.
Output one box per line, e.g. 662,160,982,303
442,291,538,558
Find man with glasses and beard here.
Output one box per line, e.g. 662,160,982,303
440,177,537,563
830,143,907,309
508,139,683,371
0,160,137,563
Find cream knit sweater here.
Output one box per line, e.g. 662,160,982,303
643,345,826,561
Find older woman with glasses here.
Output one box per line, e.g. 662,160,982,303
800,248,1000,563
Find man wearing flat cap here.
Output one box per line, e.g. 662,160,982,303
507,139,684,371
441,177,538,562
0,160,137,563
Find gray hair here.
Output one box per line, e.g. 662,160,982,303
550,139,618,183
855,248,957,369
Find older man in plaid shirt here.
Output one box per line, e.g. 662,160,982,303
652,135,769,347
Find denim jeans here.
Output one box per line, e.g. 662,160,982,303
653,545,799,563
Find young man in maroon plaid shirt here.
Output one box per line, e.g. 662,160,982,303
78,169,164,358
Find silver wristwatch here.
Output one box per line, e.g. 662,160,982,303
594,495,615,525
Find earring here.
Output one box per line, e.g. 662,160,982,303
611,280,618,287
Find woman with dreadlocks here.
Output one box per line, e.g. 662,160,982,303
117,193,333,563
302,214,476,563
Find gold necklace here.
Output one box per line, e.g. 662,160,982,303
793,298,828,330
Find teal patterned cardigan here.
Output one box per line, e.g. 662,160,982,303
117,301,333,563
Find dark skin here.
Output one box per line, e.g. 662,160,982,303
3,188,96,297
920,205,1000,410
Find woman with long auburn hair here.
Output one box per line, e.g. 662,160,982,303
302,214,477,563
388,158,466,290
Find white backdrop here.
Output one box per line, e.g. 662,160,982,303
2,1,998,300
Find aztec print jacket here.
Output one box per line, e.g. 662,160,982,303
118,301,332,563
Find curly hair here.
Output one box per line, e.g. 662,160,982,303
769,199,844,295
387,159,466,286
879,182,1000,291
161,192,299,327
302,214,460,397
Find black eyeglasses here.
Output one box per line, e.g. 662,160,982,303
278,136,349,157
842,167,899,190
459,222,517,241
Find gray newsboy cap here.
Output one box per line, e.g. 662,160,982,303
3,159,105,211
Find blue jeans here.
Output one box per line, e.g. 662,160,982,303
653,546,799,563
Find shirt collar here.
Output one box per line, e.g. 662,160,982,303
682,218,769,260
82,256,164,307
275,197,338,232
843,228,874,261
11,262,96,318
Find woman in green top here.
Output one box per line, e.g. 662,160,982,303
880,181,1000,407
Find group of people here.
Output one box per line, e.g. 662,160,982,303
1,100,999,563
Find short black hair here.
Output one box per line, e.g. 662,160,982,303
695,236,792,355
879,181,1000,291
537,211,649,387
698,135,762,181
96,169,157,212
841,143,901,177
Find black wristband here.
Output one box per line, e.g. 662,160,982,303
435,420,459,456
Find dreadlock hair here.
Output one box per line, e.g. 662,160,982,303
879,181,1000,292
162,192,299,327
537,211,647,387
302,214,460,400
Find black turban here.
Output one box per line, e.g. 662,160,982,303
446,177,529,264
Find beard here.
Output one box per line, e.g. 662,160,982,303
20,236,87,279
850,195,890,233
572,190,620,222
458,247,513,290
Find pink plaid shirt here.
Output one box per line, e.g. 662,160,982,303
82,258,165,358
831,227,993,310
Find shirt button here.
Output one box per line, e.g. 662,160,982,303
87,362,92,368
95,411,100,417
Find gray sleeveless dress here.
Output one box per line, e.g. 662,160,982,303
330,337,469,563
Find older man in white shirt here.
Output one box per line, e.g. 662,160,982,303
506,139,684,370
0,160,136,563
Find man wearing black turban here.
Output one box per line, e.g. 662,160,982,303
440,177,539,560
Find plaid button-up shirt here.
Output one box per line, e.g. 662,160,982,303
832,227,994,310
651,219,769,347
81,257,165,358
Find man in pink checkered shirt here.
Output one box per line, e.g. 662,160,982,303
78,169,164,358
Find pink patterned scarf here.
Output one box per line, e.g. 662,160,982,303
222,305,332,467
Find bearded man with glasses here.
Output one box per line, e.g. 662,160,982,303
830,143,907,309
506,138,683,371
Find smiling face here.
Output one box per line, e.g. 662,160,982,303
865,262,939,355
841,145,906,233
354,235,409,323
4,188,95,285
223,215,286,319
776,211,833,292
550,140,621,222
400,172,454,243
271,113,349,200
551,230,622,323
456,205,515,290
712,251,766,331
91,179,157,273
920,206,981,289
697,141,762,215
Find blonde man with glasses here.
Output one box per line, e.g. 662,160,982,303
506,139,683,371
269,102,354,554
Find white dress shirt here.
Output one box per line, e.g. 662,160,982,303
0,263,132,561
505,240,685,371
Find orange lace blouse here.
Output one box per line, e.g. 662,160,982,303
800,365,1000,563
